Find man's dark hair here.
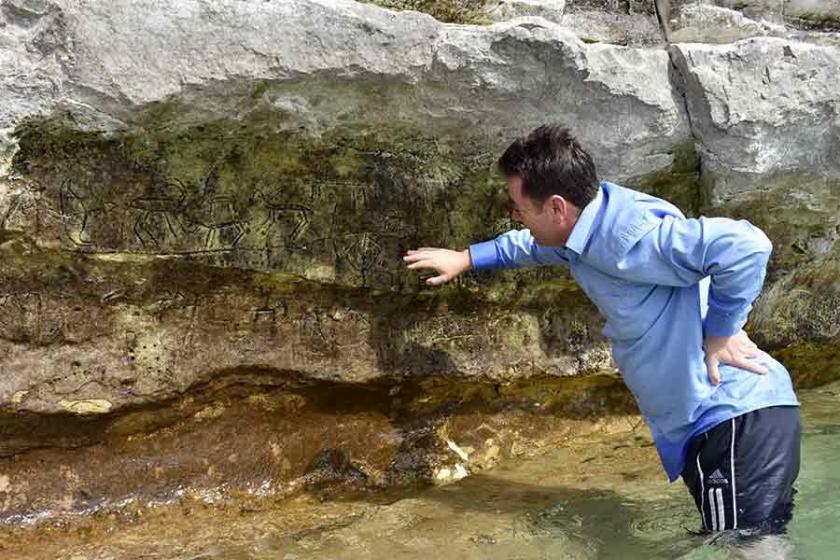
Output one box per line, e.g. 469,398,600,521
497,125,599,209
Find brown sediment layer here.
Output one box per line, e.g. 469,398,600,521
0,370,637,526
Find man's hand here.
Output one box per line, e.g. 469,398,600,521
403,247,472,286
703,329,768,385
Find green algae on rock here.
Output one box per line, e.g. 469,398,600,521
9,116,514,290
773,342,840,389
361,0,493,23
751,256,840,347
630,142,703,217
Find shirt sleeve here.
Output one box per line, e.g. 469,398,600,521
469,229,571,270
590,215,773,338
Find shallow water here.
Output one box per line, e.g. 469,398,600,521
1,383,839,559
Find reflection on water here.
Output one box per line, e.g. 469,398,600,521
1,384,839,559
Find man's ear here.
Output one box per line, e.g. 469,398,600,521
548,195,568,223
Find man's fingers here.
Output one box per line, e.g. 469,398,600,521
406,259,435,270
706,358,721,385
732,357,769,375
403,253,426,262
426,274,450,286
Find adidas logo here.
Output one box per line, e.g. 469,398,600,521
708,469,729,485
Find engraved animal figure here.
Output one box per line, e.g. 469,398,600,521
185,163,246,252
255,188,313,252
192,194,245,252
131,179,188,250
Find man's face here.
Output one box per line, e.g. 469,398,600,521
506,175,576,247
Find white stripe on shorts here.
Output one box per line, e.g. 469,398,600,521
697,452,707,530
731,418,738,529
708,488,717,531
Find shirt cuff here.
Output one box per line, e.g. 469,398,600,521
703,308,746,338
468,240,501,269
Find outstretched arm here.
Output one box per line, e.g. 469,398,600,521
403,228,570,285
467,228,571,269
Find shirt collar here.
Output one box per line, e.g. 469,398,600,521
564,183,604,255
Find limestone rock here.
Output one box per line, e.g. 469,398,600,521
485,0,566,23
679,0,840,31
702,0,787,25
668,3,785,43
0,0,689,294
711,0,840,29
785,0,840,29
0,0,687,182
669,36,840,297
559,11,663,45
1,0,838,419
669,37,840,204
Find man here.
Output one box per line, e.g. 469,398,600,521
403,125,801,535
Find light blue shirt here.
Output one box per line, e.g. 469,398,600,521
469,181,799,482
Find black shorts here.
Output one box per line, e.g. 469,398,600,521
680,405,801,534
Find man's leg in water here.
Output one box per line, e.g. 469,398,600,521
680,406,802,534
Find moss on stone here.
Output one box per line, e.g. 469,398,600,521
360,0,494,24
773,341,840,389
9,114,546,297
0,231,77,287
709,176,840,280
787,11,840,31
750,255,840,353
392,372,634,418
631,142,703,217
10,113,115,174
497,373,635,417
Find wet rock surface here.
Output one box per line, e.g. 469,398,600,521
0,367,637,526
0,410,661,559
0,382,837,559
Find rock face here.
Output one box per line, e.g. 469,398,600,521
668,38,840,282
487,0,567,23
0,0,839,525
0,0,685,409
670,38,840,199
0,0,689,177
668,4,785,43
